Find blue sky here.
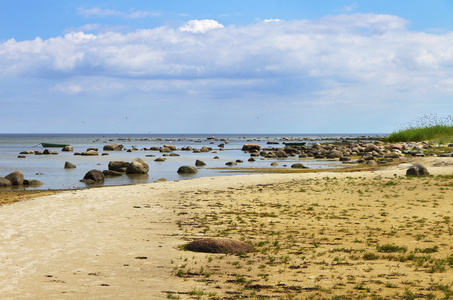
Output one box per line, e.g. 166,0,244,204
1,0,452,134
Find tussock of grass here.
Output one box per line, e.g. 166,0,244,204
384,114,453,143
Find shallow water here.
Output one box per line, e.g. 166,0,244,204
0,133,382,190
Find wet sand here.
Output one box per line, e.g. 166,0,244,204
0,157,452,299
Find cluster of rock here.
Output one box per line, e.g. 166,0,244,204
240,142,450,165
0,171,42,187
81,158,150,183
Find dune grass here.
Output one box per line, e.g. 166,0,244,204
384,114,453,143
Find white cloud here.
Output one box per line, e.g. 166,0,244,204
77,7,159,19
178,19,224,33
264,19,281,22
1,13,453,106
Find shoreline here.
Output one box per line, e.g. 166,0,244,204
0,157,452,298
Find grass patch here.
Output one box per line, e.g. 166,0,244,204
384,114,453,143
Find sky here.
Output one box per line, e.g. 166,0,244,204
1,0,453,134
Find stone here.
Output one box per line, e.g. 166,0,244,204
154,178,168,183
64,161,76,169
225,161,237,166
248,157,255,162
81,150,99,156
5,171,24,185
126,158,149,174
108,161,130,172
81,169,104,182
177,165,198,174
271,162,278,166
154,157,166,162
195,160,206,166
163,144,177,151
23,179,43,186
0,177,12,187
242,144,261,151
185,238,253,254
160,147,172,153
19,150,34,154
102,170,123,177
406,163,429,177
103,144,124,151
291,163,308,169
62,146,74,152
18,155,26,158
43,149,58,155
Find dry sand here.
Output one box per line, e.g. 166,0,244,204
0,157,452,299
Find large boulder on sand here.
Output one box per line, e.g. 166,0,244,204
108,161,131,172
103,144,124,151
177,165,198,174
406,163,430,177
81,169,104,183
185,238,253,254
242,144,261,152
5,171,24,185
126,158,149,174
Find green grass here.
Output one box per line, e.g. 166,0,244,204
384,114,453,143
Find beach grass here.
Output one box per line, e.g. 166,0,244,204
384,114,453,143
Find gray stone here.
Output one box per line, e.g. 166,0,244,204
64,161,77,169
242,144,261,151
102,170,123,177
81,169,104,182
5,171,24,185
62,146,74,152
177,165,198,174
406,163,429,177
126,158,149,174
103,144,124,151
108,161,130,172
0,177,12,186
195,159,206,166
291,163,308,169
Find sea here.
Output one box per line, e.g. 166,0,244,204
0,133,385,190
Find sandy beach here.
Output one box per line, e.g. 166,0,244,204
1,156,452,299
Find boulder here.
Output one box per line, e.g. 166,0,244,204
102,170,123,177
126,158,149,174
291,163,308,169
177,165,198,174
103,144,124,151
185,238,253,254
62,146,74,152
160,147,173,153
406,163,429,177
200,146,210,152
154,178,168,183
0,177,12,187
43,149,58,155
154,157,166,162
225,161,237,166
64,161,76,169
81,150,99,156
5,171,24,185
19,150,34,154
163,144,177,151
23,179,43,187
242,144,261,152
81,169,104,182
108,161,130,172
271,162,278,166
195,160,206,166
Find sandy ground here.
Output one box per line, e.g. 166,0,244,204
0,157,452,299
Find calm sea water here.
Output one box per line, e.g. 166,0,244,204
0,133,383,190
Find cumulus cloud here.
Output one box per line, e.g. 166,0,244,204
178,19,224,33
1,13,453,103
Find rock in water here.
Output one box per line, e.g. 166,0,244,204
64,161,77,169
126,158,149,174
5,171,24,185
195,159,206,166
81,170,104,183
177,165,198,174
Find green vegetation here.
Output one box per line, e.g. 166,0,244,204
384,114,453,143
